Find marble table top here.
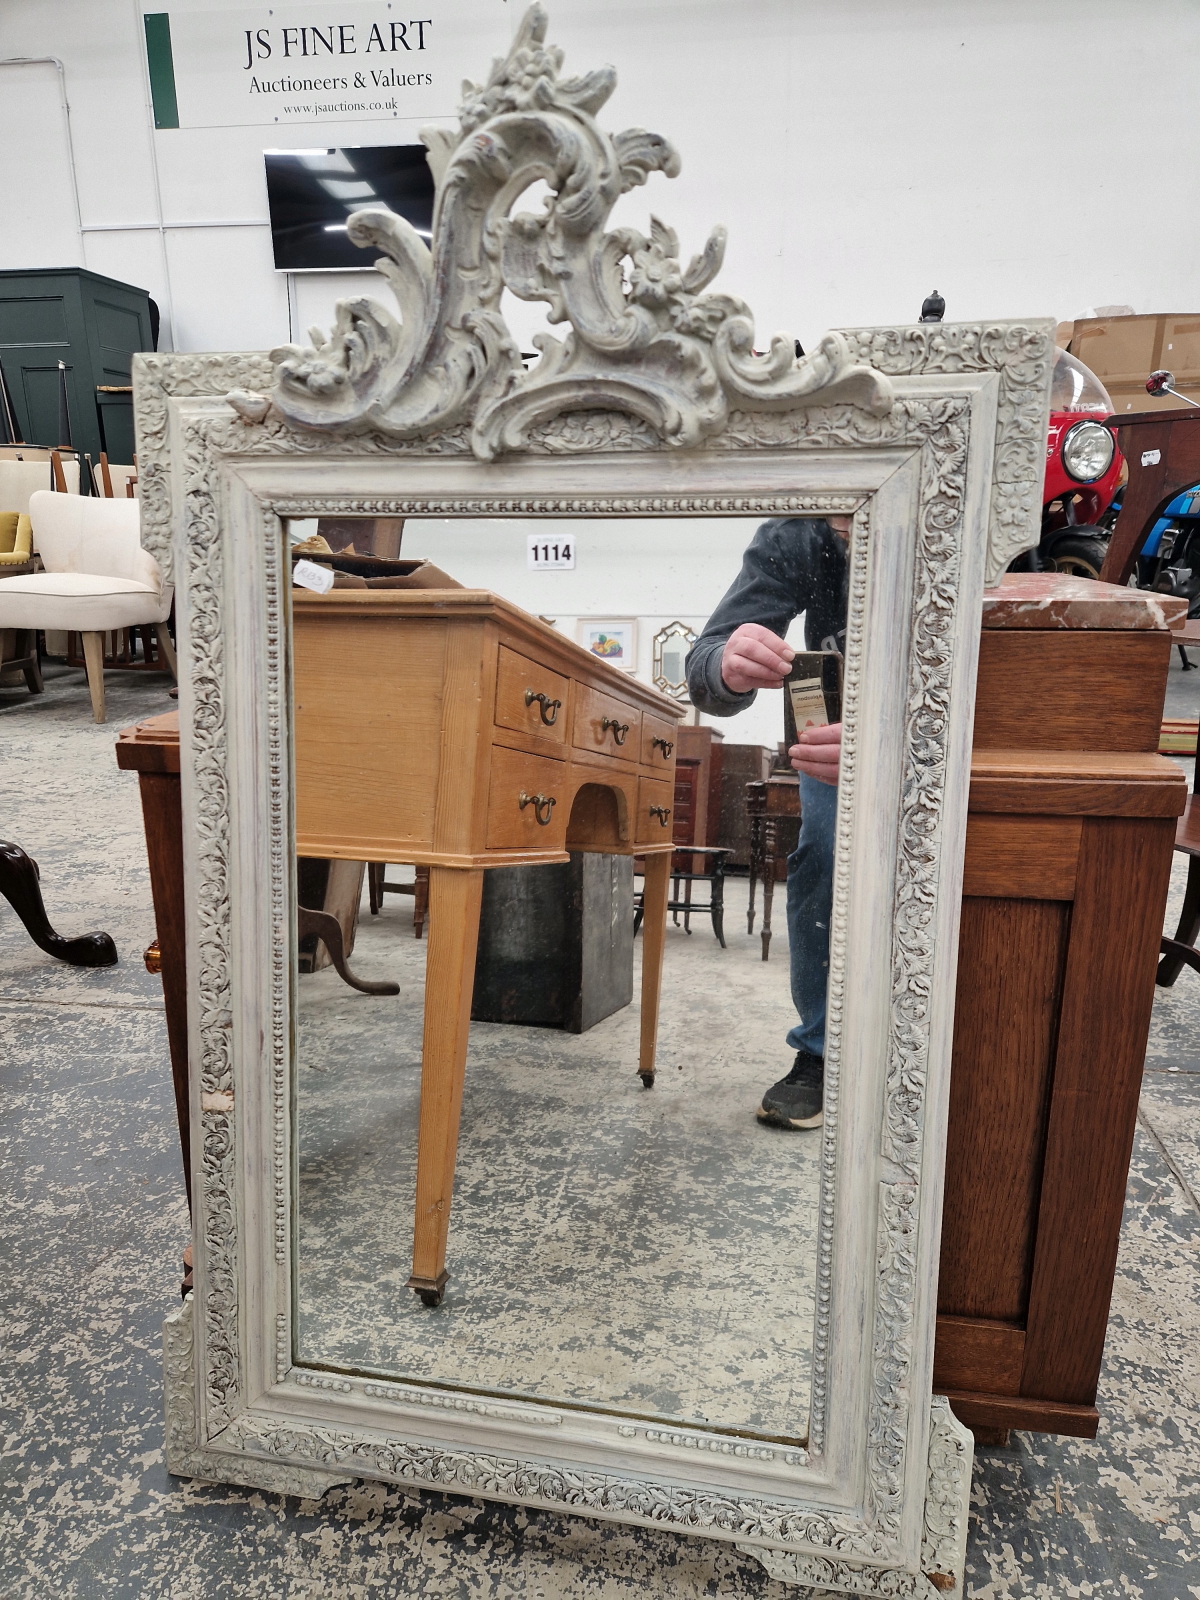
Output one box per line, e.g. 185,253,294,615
982,572,1188,630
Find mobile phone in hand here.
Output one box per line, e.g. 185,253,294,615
783,651,843,747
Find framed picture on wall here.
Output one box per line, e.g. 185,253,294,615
576,618,638,671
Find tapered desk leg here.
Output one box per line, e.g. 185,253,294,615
637,851,670,1090
408,865,483,1307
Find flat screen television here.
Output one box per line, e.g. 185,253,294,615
264,145,435,271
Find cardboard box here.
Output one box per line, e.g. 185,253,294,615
1068,313,1200,412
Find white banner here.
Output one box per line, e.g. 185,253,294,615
164,2,511,129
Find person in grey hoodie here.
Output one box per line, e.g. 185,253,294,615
685,514,849,1129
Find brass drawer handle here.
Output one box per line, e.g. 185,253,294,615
601,716,630,746
518,791,557,826
524,689,561,726
651,737,674,758
649,804,672,826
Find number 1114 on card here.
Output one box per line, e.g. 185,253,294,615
526,534,575,570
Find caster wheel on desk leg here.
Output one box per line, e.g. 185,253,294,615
407,1269,449,1308
638,1071,655,1089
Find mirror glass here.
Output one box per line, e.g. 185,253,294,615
288,512,851,1443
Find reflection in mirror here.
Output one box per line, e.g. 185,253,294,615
652,620,698,701
289,513,850,1443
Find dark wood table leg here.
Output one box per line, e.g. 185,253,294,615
135,773,192,1217
711,853,727,949
761,817,777,961
1157,853,1200,986
747,817,761,935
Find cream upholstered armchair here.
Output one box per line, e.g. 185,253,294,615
0,457,79,571
0,491,175,722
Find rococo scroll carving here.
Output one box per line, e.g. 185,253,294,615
226,4,892,457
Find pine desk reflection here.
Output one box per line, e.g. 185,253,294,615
291,590,685,1304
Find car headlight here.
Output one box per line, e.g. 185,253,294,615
1062,420,1115,482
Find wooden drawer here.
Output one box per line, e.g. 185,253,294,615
495,645,569,747
640,712,679,769
572,683,642,763
636,776,676,844
485,746,569,851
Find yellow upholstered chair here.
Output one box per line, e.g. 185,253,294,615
0,512,32,567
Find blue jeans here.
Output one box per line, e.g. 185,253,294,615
784,773,837,1059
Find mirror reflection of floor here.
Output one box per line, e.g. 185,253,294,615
295,871,819,1442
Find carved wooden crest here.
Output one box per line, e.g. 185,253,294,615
228,3,893,458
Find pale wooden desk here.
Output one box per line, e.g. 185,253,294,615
291,589,685,1305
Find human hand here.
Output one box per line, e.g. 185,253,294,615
719,624,794,694
790,721,842,785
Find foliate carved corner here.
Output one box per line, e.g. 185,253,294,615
920,1399,973,1595
164,1295,199,1471
838,320,1055,585
225,3,892,458
166,1297,347,1499
739,1399,971,1597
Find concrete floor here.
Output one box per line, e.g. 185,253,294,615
295,879,818,1438
2,654,1200,1598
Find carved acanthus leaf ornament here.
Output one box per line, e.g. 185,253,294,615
227,4,892,457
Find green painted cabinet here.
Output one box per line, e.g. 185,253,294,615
0,268,154,466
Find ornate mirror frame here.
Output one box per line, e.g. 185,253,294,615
133,10,1053,1593
652,621,698,701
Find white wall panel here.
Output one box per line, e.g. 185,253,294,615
0,62,79,269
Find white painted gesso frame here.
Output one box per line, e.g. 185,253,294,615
131,13,1054,1593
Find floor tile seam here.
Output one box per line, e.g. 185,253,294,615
1135,1107,1200,1221
0,999,165,1013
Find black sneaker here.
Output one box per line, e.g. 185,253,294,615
757,1051,823,1129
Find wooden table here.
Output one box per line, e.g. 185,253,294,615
933,573,1188,1439
125,591,684,1308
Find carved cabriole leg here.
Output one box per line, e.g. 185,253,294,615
0,839,118,965
637,851,670,1088
408,865,484,1306
81,631,105,723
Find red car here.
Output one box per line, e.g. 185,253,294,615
1037,348,1124,578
